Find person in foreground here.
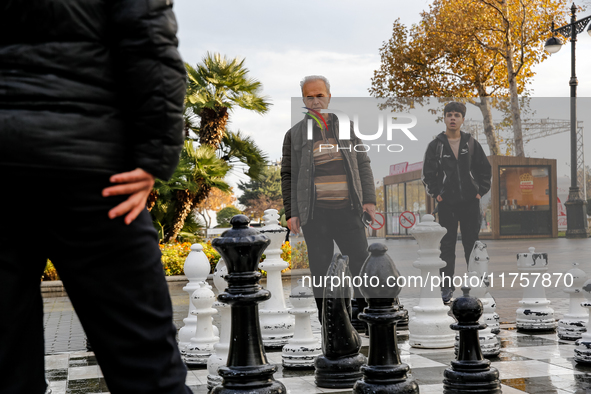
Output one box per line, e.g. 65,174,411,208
281,75,377,320
421,101,492,304
0,1,191,393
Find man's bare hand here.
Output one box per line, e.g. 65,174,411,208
102,168,155,225
436,195,443,202
287,217,301,234
476,194,481,199
363,203,376,223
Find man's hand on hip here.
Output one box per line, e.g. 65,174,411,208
102,168,155,225
287,217,301,234
363,203,376,223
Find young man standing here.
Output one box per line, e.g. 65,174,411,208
421,102,492,303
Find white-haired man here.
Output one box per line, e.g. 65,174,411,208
281,75,376,323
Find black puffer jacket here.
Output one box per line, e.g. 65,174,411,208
422,131,491,204
0,0,186,180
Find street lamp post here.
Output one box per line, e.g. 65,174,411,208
545,3,591,238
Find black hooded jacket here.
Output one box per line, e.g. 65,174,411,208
422,131,492,204
0,0,186,180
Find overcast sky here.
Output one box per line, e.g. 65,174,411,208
174,1,591,186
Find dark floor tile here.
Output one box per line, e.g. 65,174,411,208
46,369,68,381
486,351,532,362
500,335,558,348
66,378,109,393
69,356,98,367
502,376,582,394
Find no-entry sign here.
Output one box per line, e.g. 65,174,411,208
399,211,416,229
369,212,385,230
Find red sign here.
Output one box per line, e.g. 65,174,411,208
399,211,416,229
369,213,385,230
407,161,423,172
389,161,423,176
389,162,408,176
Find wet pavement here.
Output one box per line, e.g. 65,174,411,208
40,236,590,393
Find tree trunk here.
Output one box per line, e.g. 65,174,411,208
165,189,196,242
500,0,524,157
147,190,159,212
199,107,229,147
476,95,500,155
506,48,525,157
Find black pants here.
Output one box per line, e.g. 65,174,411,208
438,199,481,291
301,207,369,319
0,169,191,394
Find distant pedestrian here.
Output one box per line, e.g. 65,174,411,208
0,1,191,393
421,102,492,304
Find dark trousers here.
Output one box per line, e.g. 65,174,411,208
301,207,369,319
438,199,481,291
0,169,191,394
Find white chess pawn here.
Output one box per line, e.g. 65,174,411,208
574,279,591,364
184,282,219,365
258,209,294,347
516,247,556,331
559,264,588,340
467,241,499,334
282,279,321,368
408,215,455,348
207,259,231,390
178,244,211,355
465,242,500,357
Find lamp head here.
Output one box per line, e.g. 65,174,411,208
544,36,563,54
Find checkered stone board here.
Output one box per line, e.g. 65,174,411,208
45,327,591,394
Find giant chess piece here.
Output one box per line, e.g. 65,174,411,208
394,297,409,331
353,243,419,394
184,282,219,365
464,241,500,357
207,259,231,390
281,279,322,368
574,278,591,364
178,244,211,356
468,241,499,334
211,215,285,394
558,264,588,340
315,253,366,388
443,287,502,394
409,214,455,348
350,299,367,334
259,209,294,347
516,247,556,332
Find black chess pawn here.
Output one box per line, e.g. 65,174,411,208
211,215,285,394
353,243,419,394
443,287,501,394
315,253,366,388
394,297,409,331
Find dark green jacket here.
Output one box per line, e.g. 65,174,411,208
281,115,376,226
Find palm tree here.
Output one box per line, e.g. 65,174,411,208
163,141,230,242
185,52,271,147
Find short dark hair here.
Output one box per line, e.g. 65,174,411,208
444,102,466,118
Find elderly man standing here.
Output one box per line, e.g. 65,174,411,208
281,75,377,323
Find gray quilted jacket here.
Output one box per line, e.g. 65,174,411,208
281,115,376,226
